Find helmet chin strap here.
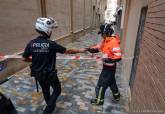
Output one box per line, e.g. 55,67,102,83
47,31,52,38
39,32,51,39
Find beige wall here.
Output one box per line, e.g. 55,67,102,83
121,0,148,84
85,0,93,28
46,0,71,38
91,0,107,27
98,0,107,24
73,0,84,32
0,0,40,55
0,0,107,55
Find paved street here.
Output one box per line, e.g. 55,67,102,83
0,31,129,114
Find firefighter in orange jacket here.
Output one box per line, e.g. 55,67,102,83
86,24,121,105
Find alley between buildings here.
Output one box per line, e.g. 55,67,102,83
0,31,129,114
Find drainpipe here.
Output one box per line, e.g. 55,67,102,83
83,0,86,31
41,0,47,17
91,0,94,28
70,0,75,41
70,0,74,34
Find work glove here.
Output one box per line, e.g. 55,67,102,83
85,48,99,53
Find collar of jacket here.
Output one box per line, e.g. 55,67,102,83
104,36,115,42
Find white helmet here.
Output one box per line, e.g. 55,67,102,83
35,17,58,36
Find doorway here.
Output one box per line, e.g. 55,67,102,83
129,6,148,89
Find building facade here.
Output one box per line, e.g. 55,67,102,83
0,0,107,55
120,0,165,113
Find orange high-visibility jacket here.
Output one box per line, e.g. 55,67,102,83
100,36,121,60
89,36,121,66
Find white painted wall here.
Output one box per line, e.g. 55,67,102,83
105,0,118,23
121,0,126,29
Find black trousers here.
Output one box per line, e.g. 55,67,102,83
95,65,119,101
34,70,61,114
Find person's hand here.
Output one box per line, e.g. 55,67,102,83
79,48,87,53
65,49,87,54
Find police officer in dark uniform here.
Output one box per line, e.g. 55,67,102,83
23,17,84,114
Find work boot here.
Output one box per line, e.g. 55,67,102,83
91,98,104,105
113,92,120,101
43,104,56,114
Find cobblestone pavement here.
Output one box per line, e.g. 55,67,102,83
0,31,129,114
